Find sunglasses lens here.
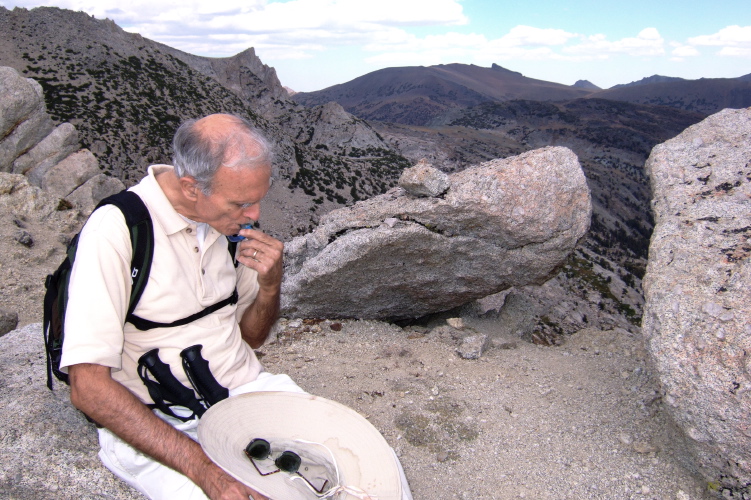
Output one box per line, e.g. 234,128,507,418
275,451,301,473
246,439,271,460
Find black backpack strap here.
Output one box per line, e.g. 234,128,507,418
94,191,155,319
227,238,239,267
127,289,239,331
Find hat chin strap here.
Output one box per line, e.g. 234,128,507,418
290,439,378,500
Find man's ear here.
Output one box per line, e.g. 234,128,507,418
179,177,200,201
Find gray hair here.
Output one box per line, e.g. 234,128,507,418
172,114,273,194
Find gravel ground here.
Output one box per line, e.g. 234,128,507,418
0,311,713,499
256,317,711,500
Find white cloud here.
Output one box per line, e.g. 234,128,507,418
671,45,700,58
499,26,578,47
563,28,665,58
687,25,751,58
3,0,468,57
363,26,579,69
688,25,751,47
718,47,751,57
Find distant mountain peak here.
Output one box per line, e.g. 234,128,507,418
573,80,601,90
490,63,523,77
612,75,686,89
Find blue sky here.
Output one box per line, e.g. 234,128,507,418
2,0,750,92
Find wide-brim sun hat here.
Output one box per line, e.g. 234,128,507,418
198,391,403,499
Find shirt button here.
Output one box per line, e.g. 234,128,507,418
186,228,193,234
201,269,206,275
194,247,199,253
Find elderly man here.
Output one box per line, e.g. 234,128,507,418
61,114,295,500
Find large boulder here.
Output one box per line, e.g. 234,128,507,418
13,122,80,186
282,146,591,319
41,149,101,199
0,65,118,216
0,67,55,172
642,107,751,494
65,173,126,214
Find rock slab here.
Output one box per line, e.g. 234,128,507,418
282,146,591,319
642,107,751,494
0,323,136,499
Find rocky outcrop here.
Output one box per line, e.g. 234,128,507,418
165,46,290,119
0,323,134,498
292,101,390,154
0,66,124,214
642,107,751,494
0,66,55,172
281,147,591,319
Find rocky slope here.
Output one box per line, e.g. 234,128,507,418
0,6,410,237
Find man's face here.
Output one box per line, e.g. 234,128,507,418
193,164,271,235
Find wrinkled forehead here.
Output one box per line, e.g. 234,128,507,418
211,163,272,202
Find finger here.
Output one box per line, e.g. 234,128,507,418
241,229,283,251
239,240,282,265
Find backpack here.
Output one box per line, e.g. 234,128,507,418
43,190,239,390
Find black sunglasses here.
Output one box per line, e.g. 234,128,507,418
244,438,329,495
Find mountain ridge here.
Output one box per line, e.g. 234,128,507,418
294,62,751,125
293,63,593,125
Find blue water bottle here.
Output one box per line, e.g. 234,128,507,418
228,223,254,242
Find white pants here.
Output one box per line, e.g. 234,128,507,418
98,372,413,500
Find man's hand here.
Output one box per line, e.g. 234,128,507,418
201,465,268,500
235,228,283,293
68,363,267,500
236,228,283,348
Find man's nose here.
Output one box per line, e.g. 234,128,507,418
243,204,260,221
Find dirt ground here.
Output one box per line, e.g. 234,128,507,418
255,317,710,500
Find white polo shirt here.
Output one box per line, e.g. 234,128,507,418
60,165,263,404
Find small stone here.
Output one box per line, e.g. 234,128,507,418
57,233,72,247
14,230,33,247
436,451,449,462
456,334,488,360
330,322,342,331
702,301,724,318
0,309,19,337
633,441,658,453
398,159,450,197
618,432,633,445
447,317,464,329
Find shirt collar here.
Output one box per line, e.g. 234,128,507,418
136,164,223,247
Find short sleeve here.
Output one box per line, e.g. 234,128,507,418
59,206,133,372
